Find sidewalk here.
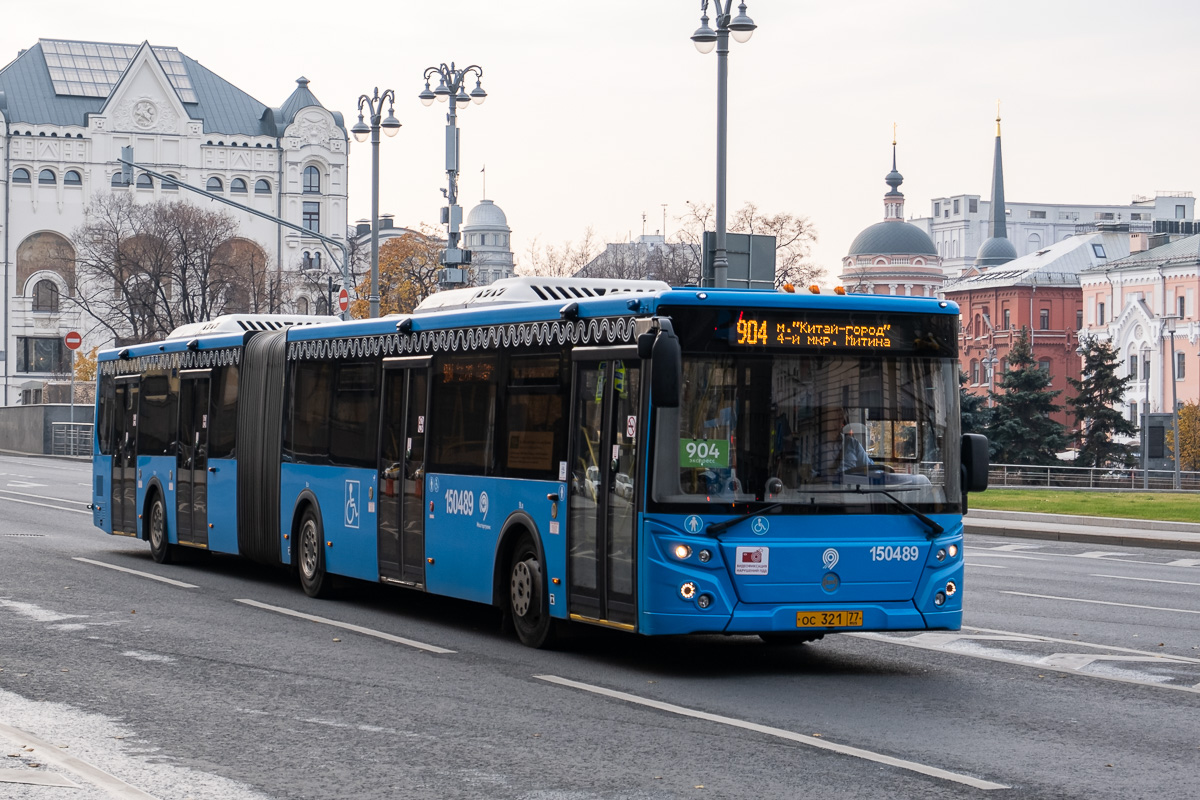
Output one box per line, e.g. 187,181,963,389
964,508,1200,552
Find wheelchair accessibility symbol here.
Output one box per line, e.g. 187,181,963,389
345,480,361,529
751,516,769,535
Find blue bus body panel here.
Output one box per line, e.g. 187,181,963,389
93,455,112,533
207,458,238,554
137,455,176,539
280,464,379,581
638,513,964,636
424,474,567,615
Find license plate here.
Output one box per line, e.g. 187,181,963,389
796,610,863,628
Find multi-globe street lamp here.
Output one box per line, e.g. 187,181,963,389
418,62,486,287
690,1,756,288
351,88,401,318
1165,315,1181,489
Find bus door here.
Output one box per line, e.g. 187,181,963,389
176,371,211,547
567,350,641,627
378,357,431,587
111,376,139,536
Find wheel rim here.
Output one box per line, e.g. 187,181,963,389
300,519,319,579
511,559,533,618
150,502,164,549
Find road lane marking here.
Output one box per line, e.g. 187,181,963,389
1075,551,1132,559
0,770,80,787
73,557,198,588
0,488,92,506
963,551,1047,561
985,544,1045,551
234,599,455,654
0,721,156,798
1167,559,1200,567
535,674,1008,790
965,562,1007,569
1091,574,1200,587
1000,591,1200,615
962,626,1200,663
0,493,91,515
1039,653,1189,671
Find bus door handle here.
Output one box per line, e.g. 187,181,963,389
546,493,559,502
208,466,217,473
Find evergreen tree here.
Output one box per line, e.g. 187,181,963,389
960,370,992,436
1067,336,1137,467
988,327,1069,464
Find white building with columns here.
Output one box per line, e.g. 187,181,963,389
0,38,348,405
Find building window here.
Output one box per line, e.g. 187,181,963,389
1003,309,1011,329
64,170,82,186
1131,212,1148,221
1178,352,1186,380
969,198,978,213
1039,360,1051,374
32,280,59,312
1130,402,1138,423
1094,212,1114,221
1129,355,1138,379
1028,210,1046,219
1092,243,1107,259
207,177,223,193
162,176,179,192
38,169,56,185
934,202,941,217
303,166,321,194
230,178,248,194
953,199,960,214
1000,358,1007,374
136,174,153,189
1176,204,1186,219
255,179,271,194
12,168,31,184
16,337,69,373
111,173,125,187
971,360,980,384
1098,302,1106,325
303,202,320,233
296,297,309,315
1180,296,1186,318
1039,309,1050,330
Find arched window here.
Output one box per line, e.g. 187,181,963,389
32,279,59,312
136,174,153,189
255,179,271,194
303,166,320,194
230,178,248,194
971,360,980,384
64,170,82,186
207,177,223,193
13,168,31,184
162,176,179,192
296,296,310,315
111,173,124,187
39,169,56,185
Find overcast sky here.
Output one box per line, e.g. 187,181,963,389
5,1,1199,283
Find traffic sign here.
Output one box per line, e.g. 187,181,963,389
338,288,349,313
64,331,82,350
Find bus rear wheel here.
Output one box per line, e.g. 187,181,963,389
297,506,332,598
509,534,555,648
147,495,174,564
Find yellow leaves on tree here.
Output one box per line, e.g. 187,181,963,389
1167,400,1200,472
350,228,444,318
74,346,98,383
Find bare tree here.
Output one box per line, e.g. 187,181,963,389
519,227,602,278
683,201,822,288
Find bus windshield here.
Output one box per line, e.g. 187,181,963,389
654,353,960,513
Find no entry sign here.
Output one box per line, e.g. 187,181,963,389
64,331,82,350
338,288,349,313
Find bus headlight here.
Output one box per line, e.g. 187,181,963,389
936,548,946,562
945,581,957,597
933,591,946,606
948,544,958,558
674,544,692,560
680,582,698,600
698,549,712,562
697,594,713,609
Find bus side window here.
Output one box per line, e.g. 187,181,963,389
329,361,379,469
98,374,116,455
430,353,498,476
209,366,239,459
290,361,333,465
502,353,568,480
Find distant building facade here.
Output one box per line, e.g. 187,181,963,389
462,199,514,285
840,142,943,296
0,38,348,404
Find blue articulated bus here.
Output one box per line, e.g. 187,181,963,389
90,277,988,648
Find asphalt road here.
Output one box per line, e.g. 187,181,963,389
0,454,1197,799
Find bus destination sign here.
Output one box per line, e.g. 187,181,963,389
726,311,955,356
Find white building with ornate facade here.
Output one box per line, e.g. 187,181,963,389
0,38,348,404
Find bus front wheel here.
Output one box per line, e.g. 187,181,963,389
297,506,332,598
147,495,174,564
509,534,555,648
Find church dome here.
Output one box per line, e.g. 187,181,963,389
975,235,1018,267
847,220,936,257
465,199,509,229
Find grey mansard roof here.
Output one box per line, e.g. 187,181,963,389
0,40,343,137
847,220,937,256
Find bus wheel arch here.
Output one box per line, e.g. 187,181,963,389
497,518,556,648
145,483,174,564
292,495,333,598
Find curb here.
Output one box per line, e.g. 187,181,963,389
967,508,1200,534
963,520,1200,553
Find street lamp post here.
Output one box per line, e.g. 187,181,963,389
1165,315,1181,490
419,62,487,287
352,88,402,318
1142,345,1150,490
691,1,756,288
983,347,999,408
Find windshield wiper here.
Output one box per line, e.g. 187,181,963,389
706,503,783,537
846,485,943,537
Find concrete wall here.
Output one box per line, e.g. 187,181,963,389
0,404,94,455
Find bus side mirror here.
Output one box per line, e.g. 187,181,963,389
961,433,989,493
651,325,681,409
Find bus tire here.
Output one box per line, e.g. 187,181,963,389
147,494,174,564
509,533,555,649
297,506,333,599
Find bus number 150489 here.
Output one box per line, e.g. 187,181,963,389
869,545,920,562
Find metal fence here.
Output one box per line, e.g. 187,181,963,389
51,422,93,457
989,463,1200,491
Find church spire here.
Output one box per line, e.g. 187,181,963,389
974,104,1017,268
883,124,904,221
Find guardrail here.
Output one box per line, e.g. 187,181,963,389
51,422,93,457
988,463,1199,491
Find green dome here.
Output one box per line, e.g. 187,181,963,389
975,236,1018,267
847,220,936,257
